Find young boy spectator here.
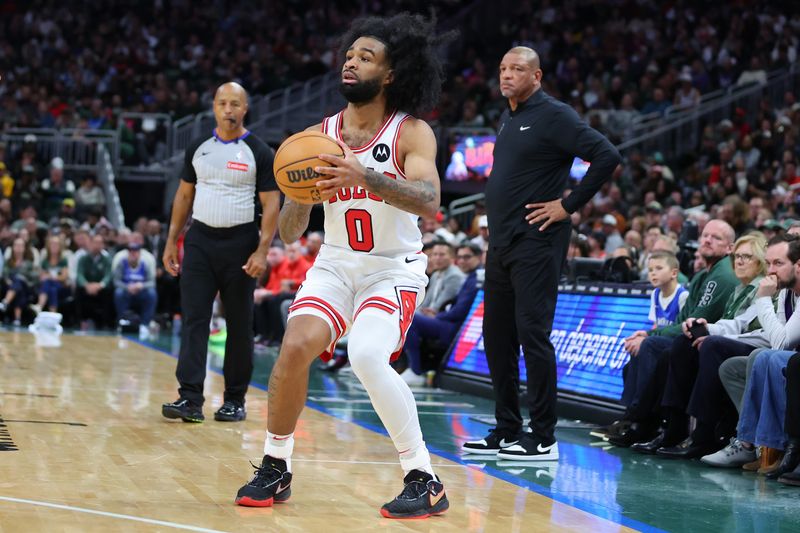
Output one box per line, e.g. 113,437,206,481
647,251,689,328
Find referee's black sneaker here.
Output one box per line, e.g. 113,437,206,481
214,401,246,422
461,428,520,455
497,433,559,461
162,398,204,423
380,469,448,519
235,456,292,507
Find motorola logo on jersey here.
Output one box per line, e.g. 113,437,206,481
286,167,320,183
372,143,390,163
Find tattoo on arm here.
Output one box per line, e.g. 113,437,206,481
278,201,312,244
363,169,437,216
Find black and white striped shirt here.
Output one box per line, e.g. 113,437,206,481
182,130,277,228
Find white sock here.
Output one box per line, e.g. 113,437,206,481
399,445,435,476
347,311,435,478
264,431,294,472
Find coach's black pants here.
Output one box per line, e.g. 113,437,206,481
483,224,570,443
176,221,258,407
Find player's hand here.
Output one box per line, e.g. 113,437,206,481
315,140,367,195
163,242,180,276
243,249,268,279
681,318,694,338
756,274,779,298
525,199,569,231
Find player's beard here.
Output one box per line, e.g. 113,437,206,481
339,77,382,104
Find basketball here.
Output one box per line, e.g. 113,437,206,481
273,131,344,204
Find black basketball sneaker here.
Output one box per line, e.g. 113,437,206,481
235,456,292,507
380,469,448,519
161,398,204,423
461,428,520,455
214,401,246,422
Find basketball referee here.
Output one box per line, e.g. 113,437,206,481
162,82,280,423
462,47,621,459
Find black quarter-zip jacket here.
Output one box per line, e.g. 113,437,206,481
485,89,621,248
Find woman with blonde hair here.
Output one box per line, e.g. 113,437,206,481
36,235,70,313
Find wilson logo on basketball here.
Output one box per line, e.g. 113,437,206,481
286,167,320,183
227,161,249,171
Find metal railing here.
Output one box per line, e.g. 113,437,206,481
96,145,126,229
617,66,800,160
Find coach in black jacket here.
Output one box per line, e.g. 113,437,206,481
463,47,621,460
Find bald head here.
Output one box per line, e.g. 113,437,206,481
507,47,540,70
213,82,249,139
699,219,735,263
499,47,542,108
215,82,249,104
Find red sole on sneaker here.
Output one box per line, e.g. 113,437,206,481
235,496,274,507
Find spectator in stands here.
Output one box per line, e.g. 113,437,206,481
470,215,489,253
75,234,113,330
400,242,482,387
445,217,468,245
0,237,38,326
601,214,624,254
737,57,768,86
718,348,798,477
113,243,157,339
36,235,70,313
144,220,165,259
303,231,324,264
419,241,465,315
604,220,738,447
637,234,768,457
567,232,589,260
645,251,689,329
74,174,106,219
674,72,701,108
705,235,800,469
254,243,310,345
40,157,76,220
641,88,671,117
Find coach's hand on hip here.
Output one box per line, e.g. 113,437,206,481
525,199,569,231
242,249,268,279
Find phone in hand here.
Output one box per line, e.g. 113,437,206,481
688,322,709,339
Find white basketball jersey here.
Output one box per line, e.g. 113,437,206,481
321,109,423,257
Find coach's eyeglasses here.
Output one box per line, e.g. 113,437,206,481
734,253,755,263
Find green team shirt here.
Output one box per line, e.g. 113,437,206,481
649,255,739,338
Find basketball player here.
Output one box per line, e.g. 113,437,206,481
235,14,452,519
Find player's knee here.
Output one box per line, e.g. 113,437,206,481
347,342,384,381
276,335,317,371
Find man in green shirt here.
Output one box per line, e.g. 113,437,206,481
610,219,739,446
75,234,113,329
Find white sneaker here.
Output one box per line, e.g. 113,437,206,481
701,438,756,468
400,368,426,387
497,435,560,461
139,324,151,340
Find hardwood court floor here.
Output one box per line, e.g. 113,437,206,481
0,331,635,533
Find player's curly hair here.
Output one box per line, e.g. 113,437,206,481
337,13,456,115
